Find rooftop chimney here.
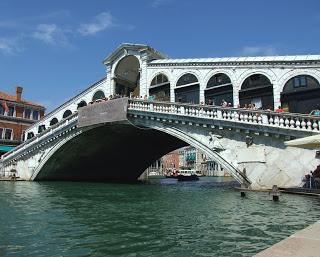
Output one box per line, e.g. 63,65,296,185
16,86,23,102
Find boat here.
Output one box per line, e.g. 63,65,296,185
177,169,199,181
164,168,179,178
148,171,165,179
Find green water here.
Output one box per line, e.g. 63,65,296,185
0,177,319,257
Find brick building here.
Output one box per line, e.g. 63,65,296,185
0,86,45,156
162,150,180,172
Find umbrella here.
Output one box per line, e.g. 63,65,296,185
285,134,320,149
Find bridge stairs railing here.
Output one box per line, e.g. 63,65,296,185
1,112,79,163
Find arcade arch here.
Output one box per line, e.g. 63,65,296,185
281,75,320,113
205,73,233,106
50,118,58,126
239,74,273,109
62,110,72,119
92,91,105,101
175,73,200,104
149,73,170,101
114,55,140,97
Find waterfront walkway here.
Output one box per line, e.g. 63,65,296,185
254,221,320,257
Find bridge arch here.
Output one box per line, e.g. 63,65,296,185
174,72,200,104
62,110,72,119
30,121,249,186
114,55,140,97
149,73,170,101
204,73,233,106
50,118,59,126
280,73,320,113
239,73,274,109
92,90,105,101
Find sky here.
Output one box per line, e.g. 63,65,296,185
0,0,320,111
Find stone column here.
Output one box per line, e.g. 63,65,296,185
139,53,148,98
273,82,281,110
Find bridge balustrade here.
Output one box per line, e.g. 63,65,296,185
128,99,320,132
1,112,79,161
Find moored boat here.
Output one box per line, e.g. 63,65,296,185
177,169,199,181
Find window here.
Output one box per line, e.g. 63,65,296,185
21,130,25,141
294,76,308,88
24,109,31,119
4,128,13,140
0,106,4,115
0,128,3,139
32,110,39,120
7,106,15,117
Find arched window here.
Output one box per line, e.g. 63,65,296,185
50,118,58,126
149,73,170,101
205,73,233,106
92,91,105,101
77,100,87,109
239,74,273,109
175,73,199,104
62,110,72,119
281,75,320,114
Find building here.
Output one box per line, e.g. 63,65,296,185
0,87,45,156
162,150,179,172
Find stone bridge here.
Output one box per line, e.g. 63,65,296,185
1,98,320,190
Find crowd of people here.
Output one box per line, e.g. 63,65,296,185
303,165,320,189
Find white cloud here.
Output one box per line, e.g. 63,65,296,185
33,24,69,46
78,12,114,36
240,45,277,56
0,38,19,54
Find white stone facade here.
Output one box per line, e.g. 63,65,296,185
23,43,320,139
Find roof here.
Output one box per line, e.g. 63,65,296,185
103,43,166,65
149,54,320,65
0,91,45,108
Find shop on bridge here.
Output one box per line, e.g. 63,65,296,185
204,73,233,106
174,73,200,104
281,75,320,114
239,74,274,109
149,73,170,101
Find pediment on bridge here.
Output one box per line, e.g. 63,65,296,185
103,43,166,66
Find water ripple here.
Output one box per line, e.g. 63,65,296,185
0,178,319,257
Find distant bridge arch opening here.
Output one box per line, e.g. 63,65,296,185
149,73,170,101
281,75,320,114
175,73,200,104
50,118,58,126
77,100,87,109
62,110,72,119
239,74,273,109
92,91,105,101
114,55,140,97
205,73,233,106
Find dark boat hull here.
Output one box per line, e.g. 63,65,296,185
177,174,199,181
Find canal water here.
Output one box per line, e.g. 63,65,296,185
0,177,319,257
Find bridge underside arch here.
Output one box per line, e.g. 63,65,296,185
34,123,187,181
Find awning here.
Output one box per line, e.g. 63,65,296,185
0,145,15,152
285,134,320,149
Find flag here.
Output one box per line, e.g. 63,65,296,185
2,100,9,114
